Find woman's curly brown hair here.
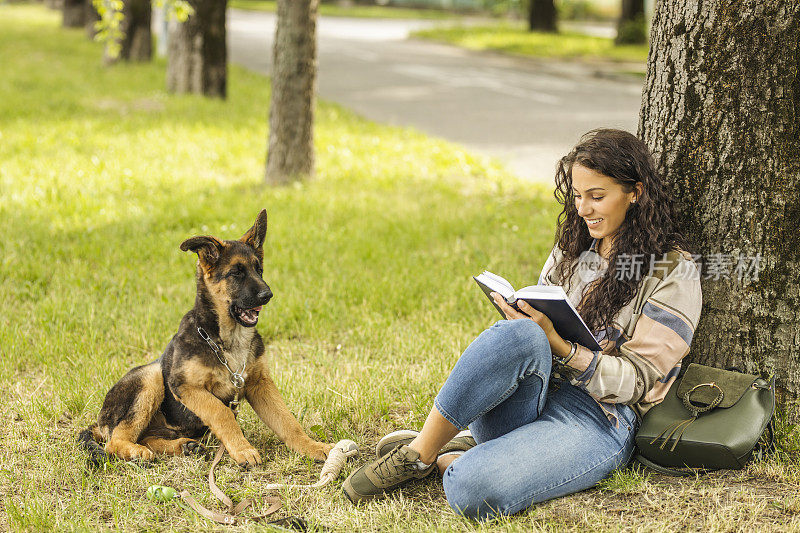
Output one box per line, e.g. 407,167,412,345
549,129,690,338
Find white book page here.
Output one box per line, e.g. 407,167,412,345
514,285,566,299
481,271,514,289
475,271,515,299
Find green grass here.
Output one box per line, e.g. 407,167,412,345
229,0,458,19
3,4,800,532
0,4,553,531
412,22,649,64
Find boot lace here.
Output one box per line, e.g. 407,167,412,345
374,447,418,480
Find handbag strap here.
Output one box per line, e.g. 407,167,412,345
753,418,777,460
751,374,778,460
633,454,707,477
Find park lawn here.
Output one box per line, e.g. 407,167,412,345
412,23,649,64
2,4,800,532
229,0,458,20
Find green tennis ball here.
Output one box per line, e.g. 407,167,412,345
146,485,178,502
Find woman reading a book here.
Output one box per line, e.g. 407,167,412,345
343,129,702,519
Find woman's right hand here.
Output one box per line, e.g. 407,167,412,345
491,292,558,345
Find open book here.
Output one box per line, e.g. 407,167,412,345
474,270,602,351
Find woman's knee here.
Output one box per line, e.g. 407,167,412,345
443,460,512,521
493,319,551,362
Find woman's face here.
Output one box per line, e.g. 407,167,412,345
571,163,641,255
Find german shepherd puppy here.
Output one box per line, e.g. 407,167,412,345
79,210,332,466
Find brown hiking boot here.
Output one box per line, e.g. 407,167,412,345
342,444,436,503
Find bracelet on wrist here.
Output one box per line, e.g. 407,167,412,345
553,340,578,368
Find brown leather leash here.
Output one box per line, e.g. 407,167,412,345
176,380,282,526
179,443,282,525
177,329,357,527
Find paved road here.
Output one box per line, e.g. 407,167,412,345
227,10,643,184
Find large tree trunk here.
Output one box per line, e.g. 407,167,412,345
639,2,800,403
103,0,152,64
528,0,557,33
615,0,646,45
166,0,227,98
62,0,85,27
265,0,318,184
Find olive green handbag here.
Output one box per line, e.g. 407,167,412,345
635,363,776,476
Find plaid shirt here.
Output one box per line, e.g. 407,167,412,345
538,239,702,419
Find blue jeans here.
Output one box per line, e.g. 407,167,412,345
434,320,639,520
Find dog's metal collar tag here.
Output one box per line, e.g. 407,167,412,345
230,373,245,389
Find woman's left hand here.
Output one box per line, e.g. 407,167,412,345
491,292,558,340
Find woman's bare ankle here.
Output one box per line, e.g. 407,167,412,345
436,453,459,476
408,437,437,465
406,406,461,465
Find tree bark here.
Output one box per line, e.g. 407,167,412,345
166,0,227,98
62,0,86,27
85,0,100,40
265,0,318,184
615,0,646,45
120,0,152,61
528,0,557,33
103,0,152,64
639,1,800,403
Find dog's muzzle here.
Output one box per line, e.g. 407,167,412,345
231,289,271,327
232,304,261,326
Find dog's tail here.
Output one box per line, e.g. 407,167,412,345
77,425,107,467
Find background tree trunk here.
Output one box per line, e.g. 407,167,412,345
103,0,151,64
528,0,557,33
62,0,85,27
265,0,318,184
615,0,646,44
85,0,100,39
166,0,227,98
120,0,152,61
639,1,800,404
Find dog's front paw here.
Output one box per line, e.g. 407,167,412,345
229,445,262,467
309,441,334,462
106,441,155,462
129,446,156,462
181,439,206,456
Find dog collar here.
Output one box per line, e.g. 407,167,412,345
197,327,247,390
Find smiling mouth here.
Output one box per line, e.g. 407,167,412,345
231,304,262,327
586,218,604,227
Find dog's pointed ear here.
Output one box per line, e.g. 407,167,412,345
180,235,224,266
241,209,267,251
